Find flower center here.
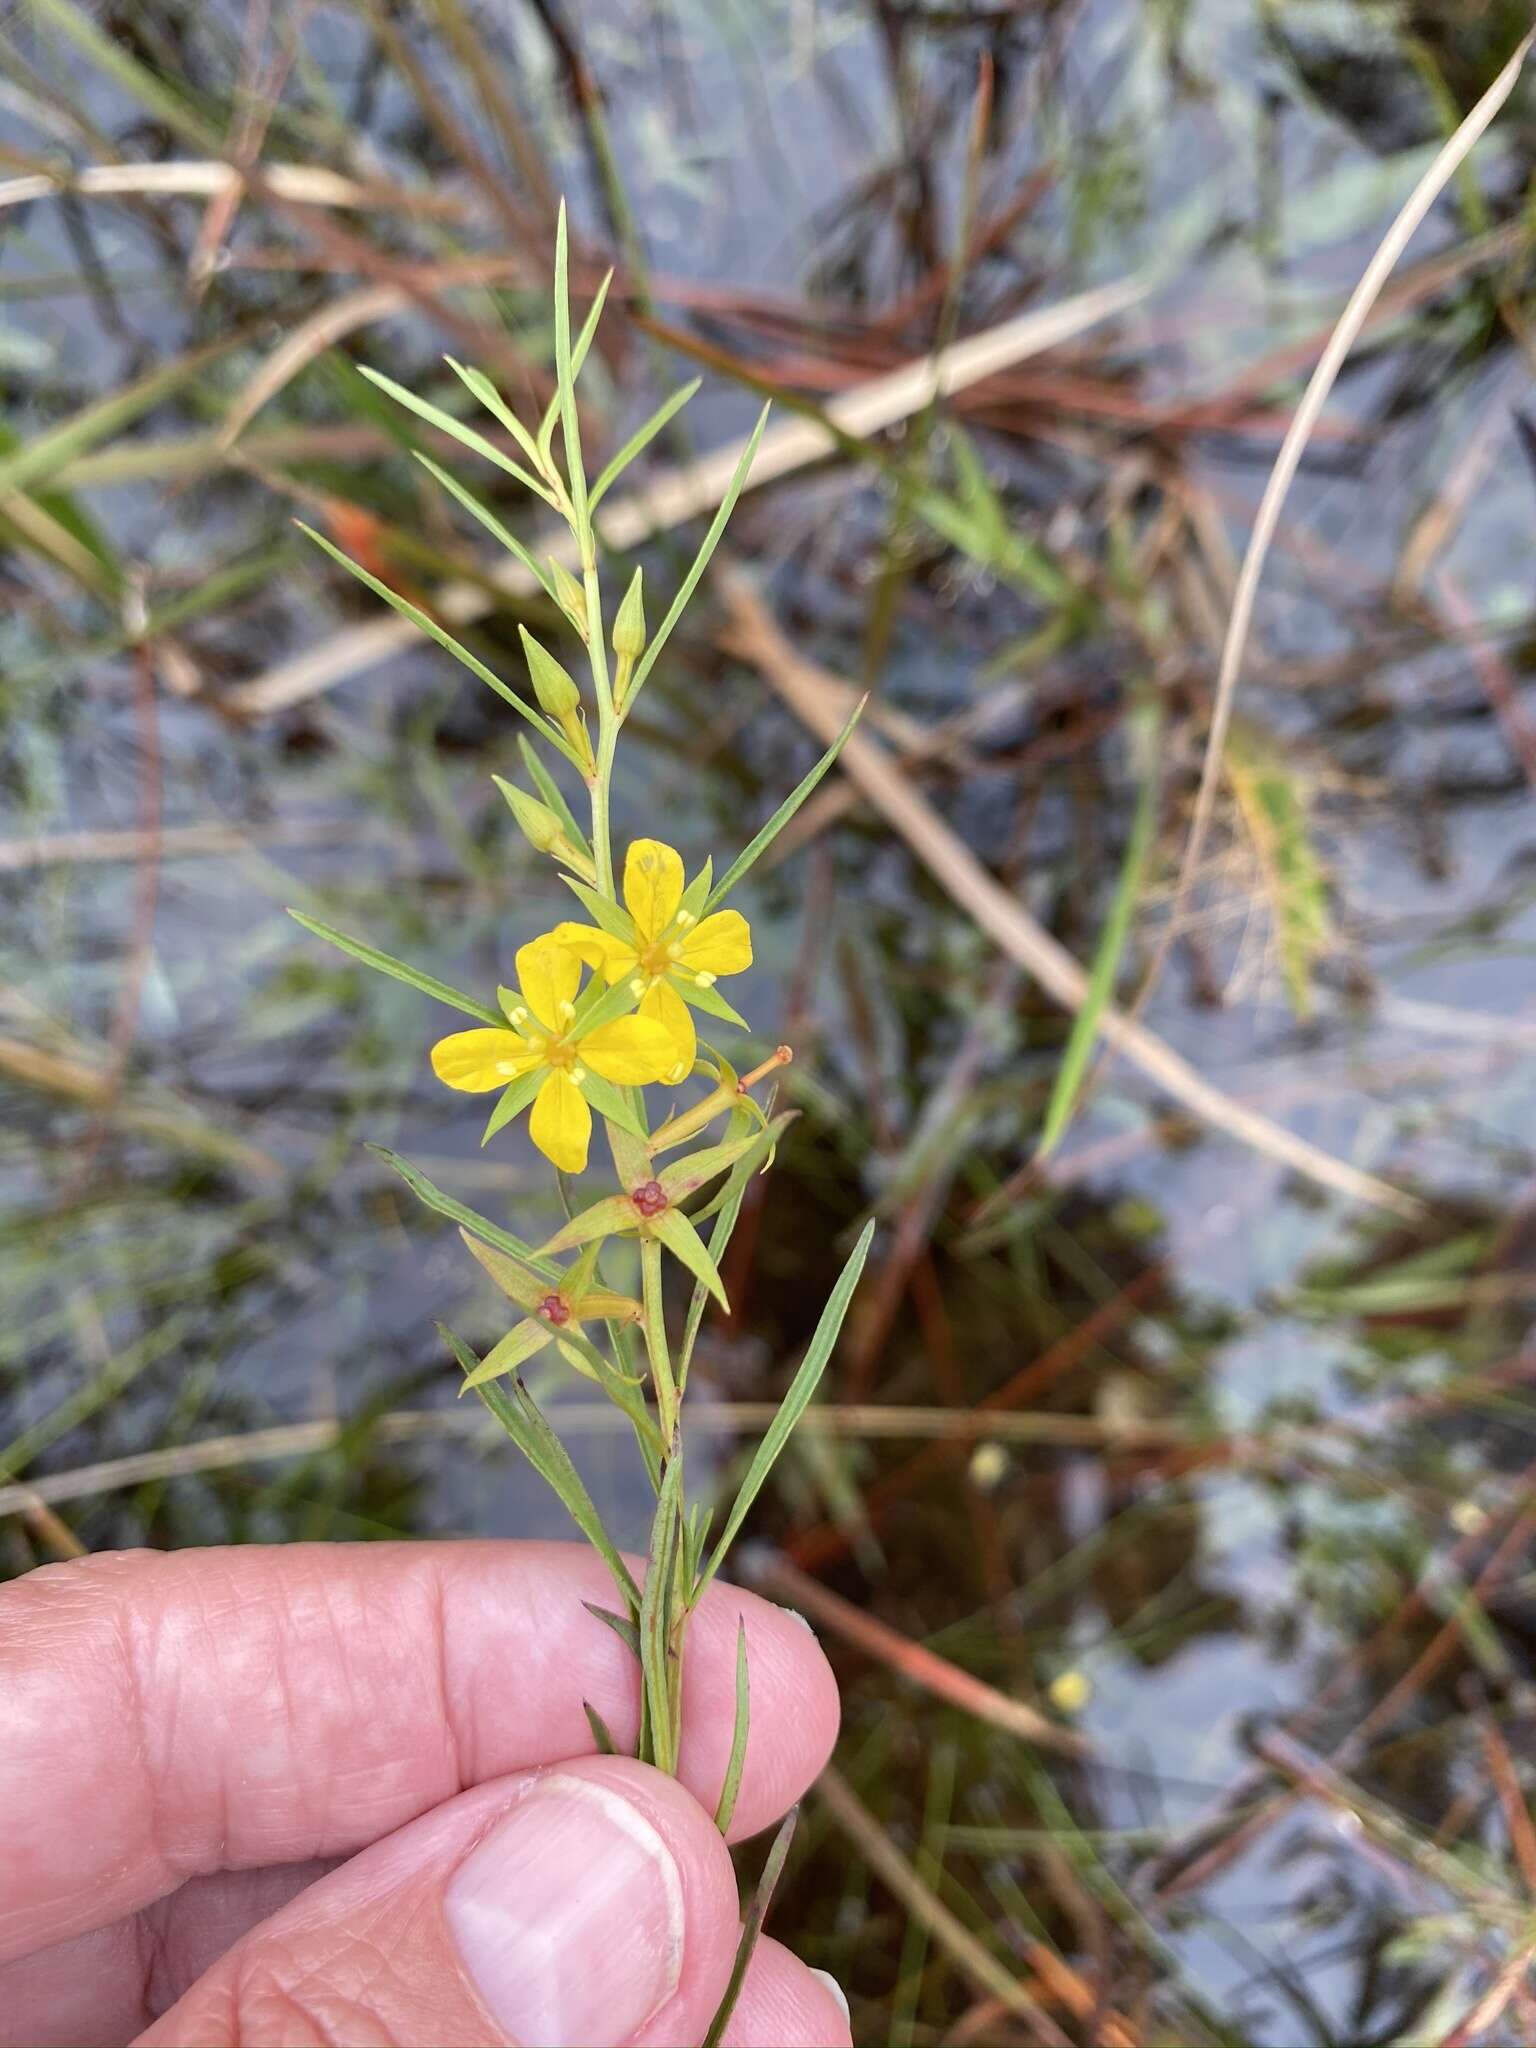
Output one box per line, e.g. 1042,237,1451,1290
544,1037,576,1070
630,1179,669,1218
539,1292,572,1325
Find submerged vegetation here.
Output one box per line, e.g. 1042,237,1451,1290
5,0,1536,2039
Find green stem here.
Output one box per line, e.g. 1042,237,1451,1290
640,1234,679,1445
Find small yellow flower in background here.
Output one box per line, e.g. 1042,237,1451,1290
431,937,675,1173
552,838,752,1082
1048,1670,1093,1714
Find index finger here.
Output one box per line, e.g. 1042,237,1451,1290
0,1539,838,1965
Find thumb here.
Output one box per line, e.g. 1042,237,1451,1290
134,1756,743,2048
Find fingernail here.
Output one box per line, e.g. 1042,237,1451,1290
446,1773,684,2047
811,1967,850,2021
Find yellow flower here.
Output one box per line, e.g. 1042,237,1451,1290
431,937,676,1173
551,839,752,1082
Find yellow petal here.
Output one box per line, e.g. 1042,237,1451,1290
679,908,752,979
578,1013,678,1086
528,1068,592,1173
431,1028,541,1093
643,978,696,1083
550,920,638,984
516,936,582,1032
623,839,684,943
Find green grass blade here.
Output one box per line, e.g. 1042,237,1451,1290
697,1219,875,1594
589,379,700,508
1036,707,1161,1159
287,910,502,1023
625,403,769,704
713,1620,750,1833
706,697,865,911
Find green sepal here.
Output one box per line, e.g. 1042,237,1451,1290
677,977,750,1030
677,860,713,922
458,1227,549,1314
561,877,635,941
458,1316,551,1389
287,909,502,1024
540,1193,636,1256
607,1117,653,1189
483,1066,544,1145
659,1115,794,1204
578,1069,649,1143
572,970,645,1035
519,736,591,859
650,1206,728,1309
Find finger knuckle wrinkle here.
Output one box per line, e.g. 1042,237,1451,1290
231,1942,409,2047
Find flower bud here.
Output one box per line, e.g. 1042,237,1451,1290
548,558,588,641
495,776,597,882
613,568,646,662
518,626,582,721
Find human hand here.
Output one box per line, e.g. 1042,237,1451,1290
1,1541,850,2046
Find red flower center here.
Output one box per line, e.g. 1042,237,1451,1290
539,1292,572,1325
630,1179,669,1218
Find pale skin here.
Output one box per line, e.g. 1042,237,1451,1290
0,1541,851,2047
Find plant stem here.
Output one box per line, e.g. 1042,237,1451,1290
641,1234,679,1444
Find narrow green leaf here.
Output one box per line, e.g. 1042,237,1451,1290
650,1207,728,1309
1036,707,1161,1158
442,1324,640,1610
296,524,579,763
358,365,553,502
583,1700,617,1754
583,1600,642,1657
443,357,545,470
288,909,502,1023
658,1116,791,1203
698,1220,875,1594
538,268,613,457
700,1806,799,2048
589,379,700,508
459,1318,551,1388
482,1066,546,1145
519,736,591,858
413,452,557,599
626,403,770,704
713,1621,751,1833
370,1146,558,1277
640,1458,685,1773
706,697,865,911
552,201,590,539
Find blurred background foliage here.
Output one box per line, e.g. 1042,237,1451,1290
5,1,1536,2039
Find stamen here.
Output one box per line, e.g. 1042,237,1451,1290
557,999,576,1023
674,910,696,929
509,1006,528,1027
629,977,647,997
694,970,717,988
571,1066,587,1086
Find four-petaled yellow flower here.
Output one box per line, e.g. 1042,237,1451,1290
551,839,752,1082
431,938,675,1173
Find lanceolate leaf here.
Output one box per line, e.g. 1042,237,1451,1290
625,404,770,704
650,1206,728,1309
560,877,634,940
297,524,580,765
443,1324,640,1610
370,1146,558,1278
583,1600,641,1657
697,1219,875,1595
706,697,865,912
577,1069,649,1143
413,453,556,599
357,364,554,503
658,1116,792,1204
700,1807,799,2048
606,1118,653,1189
713,1621,750,1834
589,379,700,508
458,1228,549,1313
288,910,503,1023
